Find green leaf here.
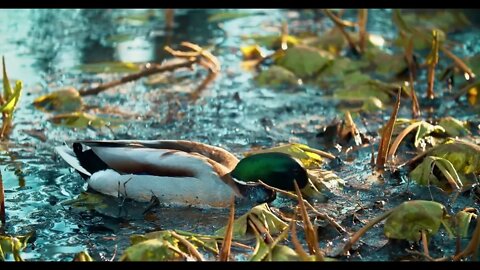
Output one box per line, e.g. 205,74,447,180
2,56,12,100
76,62,141,74
429,140,480,175
384,200,449,242
276,46,332,78
33,88,83,113
215,203,287,240
255,65,299,87
244,34,300,50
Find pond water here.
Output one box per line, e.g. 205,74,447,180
0,9,479,261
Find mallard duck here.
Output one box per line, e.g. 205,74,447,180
55,140,309,208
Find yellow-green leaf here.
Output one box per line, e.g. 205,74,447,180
33,88,83,113
120,238,183,261
438,117,470,137
2,56,12,100
0,81,22,114
73,250,94,261
453,210,477,238
245,143,324,169
49,112,121,129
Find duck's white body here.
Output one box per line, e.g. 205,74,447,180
55,140,243,208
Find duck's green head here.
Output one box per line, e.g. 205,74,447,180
230,152,309,203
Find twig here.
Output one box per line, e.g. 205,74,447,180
289,216,311,261
322,9,357,28
342,208,394,254
191,71,218,101
441,46,476,80
358,9,368,53
257,180,346,234
426,30,440,99
219,196,235,261
294,181,324,260
170,231,205,261
79,59,198,96
323,9,359,54
248,214,274,244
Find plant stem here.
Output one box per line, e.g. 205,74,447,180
358,9,368,53
170,231,205,261
79,59,198,96
0,171,5,226
219,196,235,261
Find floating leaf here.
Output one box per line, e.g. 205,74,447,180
397,10,470,34
50,112,120,129
255,65,299,87
33,88,83,113
364,47,408,77
215,203,287,240
276,46,332,78
76,62,141,74
384,200,449,242
244,143,324,169
63,192,109,212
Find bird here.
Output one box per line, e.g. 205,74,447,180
55,140,309,208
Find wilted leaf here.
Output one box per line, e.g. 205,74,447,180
276,45,332,78
307,169,345,192
453,210,477,238
384,200,449,242
215,203,287,239
50,112,121,129
33,88,83,113
73,250,94,261
244,143,324,169
76,62,141,74
255,65,299,87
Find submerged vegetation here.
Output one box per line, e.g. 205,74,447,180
0,9,480,261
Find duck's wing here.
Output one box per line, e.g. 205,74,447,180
78,139,240,170
55,145,92,177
